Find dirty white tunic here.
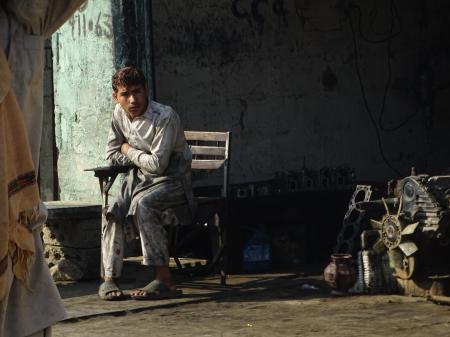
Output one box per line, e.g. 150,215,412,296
0,1,85,337
102,101,193,276
106,100,192,178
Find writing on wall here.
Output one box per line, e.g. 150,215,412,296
232,0,288,27
67,1,112,39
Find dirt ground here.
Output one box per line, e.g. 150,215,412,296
53,271,450,337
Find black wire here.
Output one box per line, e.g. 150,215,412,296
372,0,416,132
377,0,395,131
380,106,419,132
346,8,402,177
355,0,402,44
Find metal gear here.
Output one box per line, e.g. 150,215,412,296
381,215,402,249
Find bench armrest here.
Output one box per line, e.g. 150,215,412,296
84,165,136,178
84,165,136,207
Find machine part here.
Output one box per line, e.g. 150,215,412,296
337,174,450,297
360,230,380,250
351,185,373,206
389,250,415,280
370,197,419,279
371,215,419,256
334,185,372,254
350,249,398,294
400,175,450,226
381,215,402,249
334,208,365,254
398,241,419,256
361,250,383,293
380,252,398,293
349,251,366,294
368,175,450,284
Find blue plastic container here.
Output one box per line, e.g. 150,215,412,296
242,230,272,272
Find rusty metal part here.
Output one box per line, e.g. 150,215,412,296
366,174,450,283
334,185,372,254
381,215,403,249
392,253,416,280
337,174,450,297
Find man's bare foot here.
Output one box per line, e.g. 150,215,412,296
130,279,182,300
99,278,125,301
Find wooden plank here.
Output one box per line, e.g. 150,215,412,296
190,146,226,156
191,160,225,170
185,131,229,142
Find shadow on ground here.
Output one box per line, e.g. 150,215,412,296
57,262,333,321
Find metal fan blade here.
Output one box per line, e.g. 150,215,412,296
382,197,390,215
372,239,387,254
401,222,419,236
370,219,383,230
387,249,403,269
396,196,403,219
398,241,418,257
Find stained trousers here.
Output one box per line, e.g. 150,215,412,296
102,180,186,278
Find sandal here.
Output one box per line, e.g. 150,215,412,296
98,280,126,301
130,280,183,300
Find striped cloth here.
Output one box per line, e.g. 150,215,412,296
0,49,40,302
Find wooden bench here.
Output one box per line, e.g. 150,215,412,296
86,131,231,285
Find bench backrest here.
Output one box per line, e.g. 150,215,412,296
184,131,231,198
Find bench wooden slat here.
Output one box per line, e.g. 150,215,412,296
190,146,226,156
185,131,229,142
191,159,225,170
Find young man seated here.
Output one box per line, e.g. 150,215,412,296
99,66,194,300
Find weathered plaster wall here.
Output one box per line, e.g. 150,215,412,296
53,0,115,201
152,0,450,183
52,0,450,201
52,0,155,201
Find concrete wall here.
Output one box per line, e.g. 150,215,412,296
152,0,450,183
52,0,154,201
53,0,115,201
51,0,450,201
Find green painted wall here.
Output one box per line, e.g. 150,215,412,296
53,0,115,201
52,0,154,201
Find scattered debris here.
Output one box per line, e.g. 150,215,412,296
300,283,320,291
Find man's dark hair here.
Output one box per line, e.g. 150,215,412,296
112,67,146,92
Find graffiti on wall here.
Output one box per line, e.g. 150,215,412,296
231,0,343,34
67,1,112,39
232,0,288,31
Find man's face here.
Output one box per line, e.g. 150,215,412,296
113,84,148,119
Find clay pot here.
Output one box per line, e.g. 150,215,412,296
324,253,356,292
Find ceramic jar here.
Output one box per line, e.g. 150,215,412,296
324,253,356,292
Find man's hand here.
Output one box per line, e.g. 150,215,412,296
121,143,131,155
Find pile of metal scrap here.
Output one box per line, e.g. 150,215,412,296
335,174,450,297
232,166,355,199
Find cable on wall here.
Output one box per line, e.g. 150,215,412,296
345,4,402,177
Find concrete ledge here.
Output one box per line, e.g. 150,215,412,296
45,201,101,220
44,201,102,280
